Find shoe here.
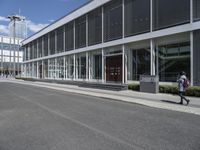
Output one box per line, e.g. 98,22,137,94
179,102,183,105
186,99,190,105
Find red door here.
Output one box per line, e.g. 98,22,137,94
106,55,122,83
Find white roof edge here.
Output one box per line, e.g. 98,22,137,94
22,0,111,45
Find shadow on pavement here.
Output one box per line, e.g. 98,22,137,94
161,100,181,105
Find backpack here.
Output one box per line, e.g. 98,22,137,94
183,78,190,88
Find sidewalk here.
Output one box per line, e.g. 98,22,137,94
1,78,200,115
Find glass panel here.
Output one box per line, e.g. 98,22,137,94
153,0,190,30
124,0,150,37
157,42,190,82
43,60,48,78
193,0,200,21
66,55,74,79
88,7,102,46
57,57,64,79
38,37,42,58
57,26,64,53
65,21,74,51
193,30,200,86
48,58,56,79
76,53,86,79
90,50,102,80
43,34,48,56
49,31,55,55
104,0,122,42
75,15,86,49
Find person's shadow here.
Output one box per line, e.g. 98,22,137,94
161,100,180,105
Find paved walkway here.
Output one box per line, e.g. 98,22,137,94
1,78,200,115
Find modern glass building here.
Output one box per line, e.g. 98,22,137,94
0,35,23,76
22,0,200,86
9,15,27,39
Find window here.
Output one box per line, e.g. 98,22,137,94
38,37,42,58
193,30,200,86
49,31,55,55
125,0,150,37
88,7,102,46
33,41,37,59
43,34,48,56
153,0,190,30
193,0,200,21
75,16,86,49
65,21,74,51
104,0,122,42
57,26,64,53
156,42,190,82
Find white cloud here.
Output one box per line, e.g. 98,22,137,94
0,16,9,22
27,20,49,33
0,24,9,35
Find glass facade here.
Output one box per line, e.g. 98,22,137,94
88,7,102,46
104,0,122,42
66,55,74,79
57,57,64,79
193,30,200,86
75,16,86,49
193,0,200,21
156,42,190,82
153,0,190,30
124,0,150,37
38,37,43,58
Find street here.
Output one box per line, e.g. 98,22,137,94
0,82,199,150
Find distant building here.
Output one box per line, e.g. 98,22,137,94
9,15,27,39
0,35,23,76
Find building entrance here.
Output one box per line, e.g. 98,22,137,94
106,55,122,83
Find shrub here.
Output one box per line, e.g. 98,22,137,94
128,84,200,97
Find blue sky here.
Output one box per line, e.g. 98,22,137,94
0,0,89,36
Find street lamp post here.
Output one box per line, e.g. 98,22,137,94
7,15,23,77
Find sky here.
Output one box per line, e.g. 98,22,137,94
0,0,90,37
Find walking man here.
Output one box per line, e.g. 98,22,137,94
177,71,190,105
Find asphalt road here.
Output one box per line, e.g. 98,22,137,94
0,82,199,150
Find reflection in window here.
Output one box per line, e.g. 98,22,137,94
131,48,150,80
49,31,55,55
156,42,190,82
104,0,122,42
76,54,86,79
66,55,74,79
124,0,150,37
153,0,190,30
57,27,64,53
43,34,48,56
75,16,86,49
65,22,74,51
88,7,102,46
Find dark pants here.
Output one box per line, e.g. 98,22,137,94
178,91,188,104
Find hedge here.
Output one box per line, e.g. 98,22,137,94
128,84,200,97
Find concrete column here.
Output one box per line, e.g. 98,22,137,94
37,61,39,78
73,54,76,80
86,52,89,81
1,37,3,75
124,47,128,83
63,56,66,79
102,49,104,83
122,45,125,84
150,0,153,32
122,0,125,38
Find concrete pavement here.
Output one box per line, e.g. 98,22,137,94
1,78,200,115
0,81,199,150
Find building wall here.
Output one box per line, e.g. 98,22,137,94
0,36,23,75
22,0,200,86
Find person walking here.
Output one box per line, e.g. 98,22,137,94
177,71,190,105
